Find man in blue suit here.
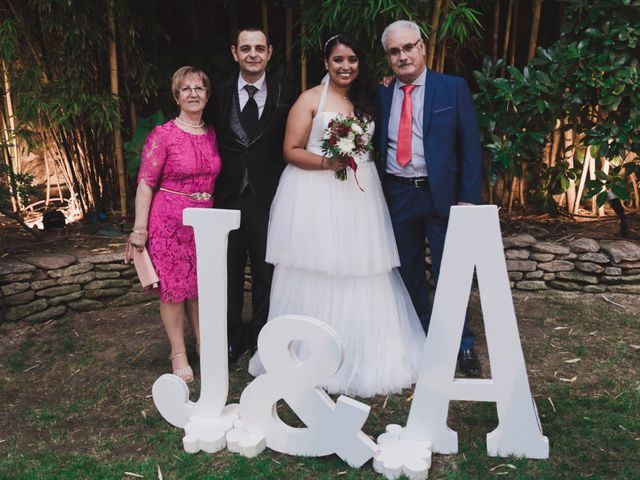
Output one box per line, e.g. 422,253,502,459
376,20,483,376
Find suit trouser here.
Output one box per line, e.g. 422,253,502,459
217,190,273,351
382,176,475,351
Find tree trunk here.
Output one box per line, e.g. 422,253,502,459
528,0,543,61
492,0,501,63
107,0,127,216
427,0,444,70
573,147,591,214
563,124,576,211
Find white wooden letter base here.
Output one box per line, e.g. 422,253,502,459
396,205,549,459
152,208,241,454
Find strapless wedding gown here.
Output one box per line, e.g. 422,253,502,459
248,81,425,398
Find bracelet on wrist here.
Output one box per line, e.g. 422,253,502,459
132,229,147,235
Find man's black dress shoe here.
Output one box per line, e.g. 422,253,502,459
457,349,481,377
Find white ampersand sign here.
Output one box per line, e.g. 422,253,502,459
232,315,378,468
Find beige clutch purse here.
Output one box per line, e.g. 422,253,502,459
133,247,159,289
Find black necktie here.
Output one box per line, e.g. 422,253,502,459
241,85,259,138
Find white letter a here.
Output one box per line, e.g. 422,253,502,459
402,206,549,459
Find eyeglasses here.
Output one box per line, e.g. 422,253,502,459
385,39,422,60
179,86,206,96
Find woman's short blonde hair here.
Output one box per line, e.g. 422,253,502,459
171,66,211,100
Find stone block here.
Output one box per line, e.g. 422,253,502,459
84,279,131,290
0,272,33,284
575,262,605,274
0,259,36,275
538,260,575,272
577,252,610,264
95,263,131,271
120,267,138,278
532,242,570,255
624,269,640,276
508,271,524,281
68,299,104,311
604,267,622,276
600,274,640,285
606,284,640,294
525,270,544,279
549,281,582,291
502,233,536,248
48,290,86,306
48,263,94,279
530,253,555,262
85,288,128,299
506,260,537,272
30,270,49,281
556,253,578,260
36,284,82,297
505,249,530,260
515,280,548,290
1,282,30,296
542,273,556,281
582,285,606,293
600,240,640,263
5,290,35,306
555,271,598,284
617,261,640,269
5,298,48,321
569,238,600,253
95,271,121,279
23,305,67,322
85,253,125,264
108,292,158,307
23,254,76,270
56,272,96,285
30,279,57,290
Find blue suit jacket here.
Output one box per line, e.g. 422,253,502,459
376,70,482,217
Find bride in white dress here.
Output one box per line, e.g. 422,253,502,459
248,34,425,398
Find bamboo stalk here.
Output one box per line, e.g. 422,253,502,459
563,124,576,211
427,0,444,70
509,0,519,68
492,0,501,63
528,0,543,61
261,0,269,38
599,157,610,216
507,175,517,215
108,0,127,216
300,1,307,91
285,7,293,70
519,162,526,209
501,0,514,77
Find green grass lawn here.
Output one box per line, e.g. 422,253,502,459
1,290,638,479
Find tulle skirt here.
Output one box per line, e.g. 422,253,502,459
251,161,426,398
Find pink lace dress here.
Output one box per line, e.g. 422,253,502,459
138,120,221,303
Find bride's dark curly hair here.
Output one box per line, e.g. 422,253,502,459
323,34,375,121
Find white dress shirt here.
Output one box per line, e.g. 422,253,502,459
238,73,267,118
385,69,428,177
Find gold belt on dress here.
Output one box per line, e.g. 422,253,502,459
159,187,212,201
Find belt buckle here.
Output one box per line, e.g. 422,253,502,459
188,192,211,201
413,178,425,188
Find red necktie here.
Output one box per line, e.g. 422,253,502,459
396,84,416,167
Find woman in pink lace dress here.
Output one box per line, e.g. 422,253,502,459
125,66,221,382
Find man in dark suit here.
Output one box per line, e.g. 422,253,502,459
212,28,298,363
376,20,483,376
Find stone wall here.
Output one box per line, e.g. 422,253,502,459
1,235,639,323
503,235,640,294
0,252,156,323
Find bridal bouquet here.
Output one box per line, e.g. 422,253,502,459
321,116,371,181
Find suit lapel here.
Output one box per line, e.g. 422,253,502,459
228,73,250,146
422,70,437,146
